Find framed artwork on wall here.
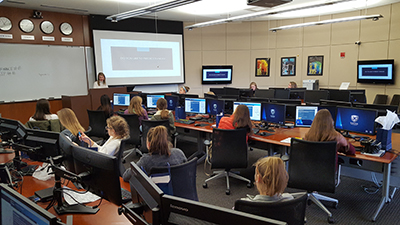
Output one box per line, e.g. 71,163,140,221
281,57,296,76
307,55,324,76
255,58,270,77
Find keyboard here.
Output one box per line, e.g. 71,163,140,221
176,119,195,124
121,188,132,203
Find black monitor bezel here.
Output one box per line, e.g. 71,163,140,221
165,95,180,110
202,65,233,85
357,59,395,84
335,106,378,135
23,129,60,162
262,103,287,125
0,118,27,141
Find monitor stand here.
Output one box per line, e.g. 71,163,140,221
0,142,14,154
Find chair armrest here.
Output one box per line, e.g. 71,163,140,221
204,140,211,146
281,154,289,162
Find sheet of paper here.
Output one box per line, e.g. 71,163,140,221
361,149,385,157
280,137,292,143
63,186,101,205
339,82,350,90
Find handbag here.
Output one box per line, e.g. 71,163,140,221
147,163,173,195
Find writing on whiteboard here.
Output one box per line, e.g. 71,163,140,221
0,66,21,76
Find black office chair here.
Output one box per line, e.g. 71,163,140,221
203,128,252,195
150,157,198,201
86,109,109,141
117,113,142,160
373,94,388,105
115,138,129,177
140,119,172,154
390,94,400,107
288,138,338,223
234,192,308,225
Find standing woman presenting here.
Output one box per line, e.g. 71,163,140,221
93,72,108,89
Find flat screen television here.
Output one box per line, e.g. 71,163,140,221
357,59,394,84
202,65,233,84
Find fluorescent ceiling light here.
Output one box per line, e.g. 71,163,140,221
185,0,354,29
269,14,383,31
107,0,201,21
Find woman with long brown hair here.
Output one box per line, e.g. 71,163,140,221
151,98,176,133
304,109,355,155
218,104,253,135
122,125,187,181
29,99,58,121
93,72,108,89
124,96,148,125
97,94,113,118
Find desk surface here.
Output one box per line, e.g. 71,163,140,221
175,121,400,165
0,154,131,225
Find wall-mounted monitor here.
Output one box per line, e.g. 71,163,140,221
234,102,262,121
185,98,206,114
147,95,165,109
202,65,233,84
113,93,130,106
357,59,394,84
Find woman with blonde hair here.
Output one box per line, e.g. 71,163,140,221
124,96,148,125
57,108,85,144
151,98,176,133
304,109,355,157
93,72,108,89
80,115,129,156
241,157,293,202
122,125,187,181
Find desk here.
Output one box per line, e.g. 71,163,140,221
175,122,400,221
0,153,131,225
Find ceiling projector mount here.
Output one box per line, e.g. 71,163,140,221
247,0,293,8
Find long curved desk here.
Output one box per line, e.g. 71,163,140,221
175,121,400,222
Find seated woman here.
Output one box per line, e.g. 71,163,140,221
97,94,113,118
179,86,190,94
240,157,293,202
80,115,129,156
287,81,297,89
124,96,148,126
250,82,258,96
304,109,355,157
29,99,58,121
218,104,253,138
57,108,86,145
151,98,176,133
122,125,187,181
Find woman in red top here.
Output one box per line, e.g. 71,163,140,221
218,105,253,138
304,109,356,157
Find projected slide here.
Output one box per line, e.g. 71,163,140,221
93,30,184,86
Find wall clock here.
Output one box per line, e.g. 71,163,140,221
0,17,12,32
40,20,54,34
19,19,34,33
60,22,73,35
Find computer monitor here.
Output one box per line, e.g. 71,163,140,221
320,99,352,107
335,106,377,135
326,89,351,102
233,102,262,121
239,89,254,98
58,133,75,173
219,98,235,115
72,145,122,205
223,87,240,96
274,89,290,99
269,99,302,120
255,89,275,98
289,89,305,99
185,98,206,114
304,90,329,103
165,95,179,110
147,95,165,109
262,103,286,125
209,88,225,96
0,118,27,141
295,106,318,127
204,93,218,99
23,129,60,162
0,184,58,225
113,93,131,106
352,102,398,116
206,99,225,116
161,195,286,225
246,97,269,103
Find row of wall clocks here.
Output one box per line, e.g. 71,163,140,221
0,16,73,35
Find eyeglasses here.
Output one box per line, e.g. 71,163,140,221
105,126,111,130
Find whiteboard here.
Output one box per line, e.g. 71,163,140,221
0,43,88,102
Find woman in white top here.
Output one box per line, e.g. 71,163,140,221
29,99,58,121
79,115,129,156
93,72,108,89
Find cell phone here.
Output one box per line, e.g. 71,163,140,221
78,131,82,137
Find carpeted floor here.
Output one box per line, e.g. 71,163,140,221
123,136,400,225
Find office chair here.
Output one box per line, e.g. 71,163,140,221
140,120,176,154
203,128,252,195
373,94,388,105
86,109,108,141
288,138,338,223
234,192,308,225
117,113,142,160
150,157,198,201
115,138,129,177
25,119,63,132
390,94,400,107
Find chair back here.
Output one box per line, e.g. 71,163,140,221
140,119,170,153
288,138,337,193
234,192,308,225
373,94,388,104
211,128,248,169
390,94,400,107
150,157,198,201
118,114,141,146
87,110,108,138
25,120,51,131
115,138,129,177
